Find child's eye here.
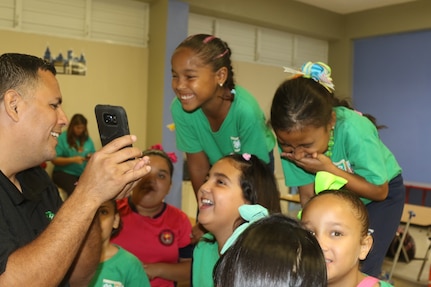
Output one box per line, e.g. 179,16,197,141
158,173,166,179
216,179,226,185
331,231,343,237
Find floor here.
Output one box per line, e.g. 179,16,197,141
382,224,430,287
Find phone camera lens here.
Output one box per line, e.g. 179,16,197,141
104,114,117,125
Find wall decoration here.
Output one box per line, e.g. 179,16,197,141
43,47,87,76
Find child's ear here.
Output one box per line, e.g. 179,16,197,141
359,234,373,260
113,213,121,229
216,67,228,85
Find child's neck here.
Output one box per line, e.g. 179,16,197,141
100,243,119,263
328,270,366,287
203,98,232,132
135,202,165,218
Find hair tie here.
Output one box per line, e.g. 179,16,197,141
242,153,251,161
149,144,178,163
220,204,268,254
203,35,216,43
283,61,335,93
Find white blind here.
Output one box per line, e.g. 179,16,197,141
22,0,86,37
293,35,329,67
0,0,15,28
188,13,328,66
216,19,256,62
1,0,149,47
258,28,294,66
188,13,213,36
91,0,148,46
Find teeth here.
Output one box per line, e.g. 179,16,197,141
202,198,214,205
51,132,59,138
180,94,194,100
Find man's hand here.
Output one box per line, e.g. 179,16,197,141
75,135,151,204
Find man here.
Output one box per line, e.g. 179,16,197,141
0,53,151,286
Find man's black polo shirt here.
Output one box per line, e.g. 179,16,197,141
0,166,64,284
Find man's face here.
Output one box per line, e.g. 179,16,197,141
17,70,68,165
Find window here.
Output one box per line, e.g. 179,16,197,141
2,0,149,47
188,13,328,67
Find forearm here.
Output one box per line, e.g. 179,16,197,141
67,216,102,287
326,166,388,200
0,190,100,286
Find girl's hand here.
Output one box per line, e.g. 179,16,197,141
74,156,86,164
290,153,333,174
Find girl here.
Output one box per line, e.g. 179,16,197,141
301,190,394,287
214,213,327,287
192,153,281,287
111,146,193,287
270,62,405,277
170,33,276,199
52,113,95,196
89,199,150,287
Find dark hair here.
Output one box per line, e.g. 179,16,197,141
302,189,370,238
223,154,281,213
142,149,174,177
175,34,235,99
270,77,384,132
214,214,327,287
67,114,89,150
0,53,56,101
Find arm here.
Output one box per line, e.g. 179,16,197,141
51,156,86,166
0,135,150,286
298,183,315,206
186,152,210,200
292,154,389,201
65,216,102,287
144,259,192,283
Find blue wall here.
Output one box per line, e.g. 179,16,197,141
353,30,431,185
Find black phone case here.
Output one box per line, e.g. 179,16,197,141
95,104,131,146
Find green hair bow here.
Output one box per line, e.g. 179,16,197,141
297,171,348,219
220,204,268,254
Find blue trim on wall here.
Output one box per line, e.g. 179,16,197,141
162,0,189,208
353,29,431,184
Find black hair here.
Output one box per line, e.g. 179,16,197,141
142,149,174,177
67,114,89,150
174,34,235,100
302,189,370,238
270,77,385,132
214,214,327,287
0,53,56,100
223,154,281,214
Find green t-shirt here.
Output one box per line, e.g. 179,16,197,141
281,107,402,205
53,131,96,176
171,85,275,164
192,233,219,287
88,246,150,287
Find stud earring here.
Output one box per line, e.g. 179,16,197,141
219,83,223,87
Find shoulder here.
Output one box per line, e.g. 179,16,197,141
165,204,192,224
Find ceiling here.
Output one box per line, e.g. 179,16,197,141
294,0,417,14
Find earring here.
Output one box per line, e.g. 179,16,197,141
219,83,223,87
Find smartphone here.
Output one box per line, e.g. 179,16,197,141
95,104,131,147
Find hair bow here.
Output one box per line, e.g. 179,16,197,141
297,171,347,219
149,144,178,163
220,204,269,254
283,61,335,93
